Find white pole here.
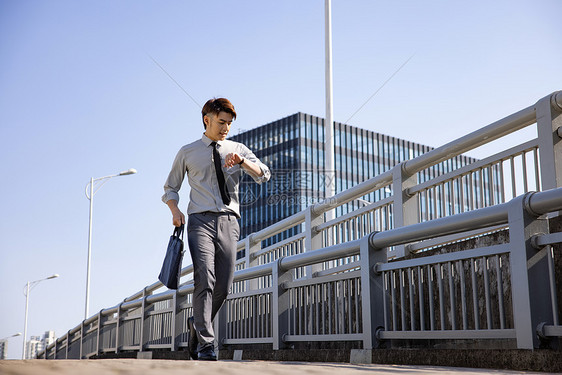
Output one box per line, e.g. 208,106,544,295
325,0,335,224
85,177,94,319
83,170,135,319
325,0,335,196
22,282,29,360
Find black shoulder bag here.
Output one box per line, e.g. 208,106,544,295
158,224,185,289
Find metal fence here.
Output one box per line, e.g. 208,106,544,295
39,91,562,359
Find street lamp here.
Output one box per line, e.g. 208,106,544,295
84,168,137,319
2,333,22,340
22,275,59,360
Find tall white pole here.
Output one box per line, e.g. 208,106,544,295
83,169,136,320
85,177,94,319
22,282,29,360
325,0,335,223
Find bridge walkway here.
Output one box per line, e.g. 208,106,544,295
0,359,544,375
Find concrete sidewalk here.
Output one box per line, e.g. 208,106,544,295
0,359,551,375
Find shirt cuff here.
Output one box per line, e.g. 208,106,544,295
252,164,271,184
162,191,180,204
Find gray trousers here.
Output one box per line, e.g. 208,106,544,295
187,212,239,350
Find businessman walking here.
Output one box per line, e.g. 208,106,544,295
162,98,270,360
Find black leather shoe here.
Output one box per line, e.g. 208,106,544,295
197,345,217,361
187,317,198,360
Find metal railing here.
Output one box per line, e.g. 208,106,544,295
39,91,562,359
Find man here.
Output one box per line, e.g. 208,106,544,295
162,98,270,360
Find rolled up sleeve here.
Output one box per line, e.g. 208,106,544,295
254,162,271,184
162,148,187,204
241,145,271,184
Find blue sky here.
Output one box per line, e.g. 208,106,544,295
0,0,560,359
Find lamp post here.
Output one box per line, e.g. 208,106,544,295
84,168,137,319
1,333,21,360
324,0,336,250
324,0,335,201
22,275,59,360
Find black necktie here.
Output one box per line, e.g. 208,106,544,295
211,142,231,205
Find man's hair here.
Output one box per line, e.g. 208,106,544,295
201,98,237,128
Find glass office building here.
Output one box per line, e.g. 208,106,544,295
230,112,478,248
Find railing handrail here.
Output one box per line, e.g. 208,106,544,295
309,91,559,217
406,139,539,196
245,188,562,276
403,104,537,176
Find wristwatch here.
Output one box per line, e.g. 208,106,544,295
238,158,245,166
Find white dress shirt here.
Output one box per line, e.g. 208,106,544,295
162,133,271,218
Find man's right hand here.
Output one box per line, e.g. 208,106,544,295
172,208,185,227
166,200,185,227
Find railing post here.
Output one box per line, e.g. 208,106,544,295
140,290,149,354
216,301,228,351
391,163,419,258
245,235,261,290
65,331,69,359
535,91,562,190
96,311,102,357
508,193,555,349
360,233,387,350
171,290,182,352
79,321,84,359
114,304,122,354
305,205,324,278
272,258,292,350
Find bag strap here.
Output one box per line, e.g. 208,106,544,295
173,224,184,239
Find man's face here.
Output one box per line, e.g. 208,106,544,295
204,111,233,141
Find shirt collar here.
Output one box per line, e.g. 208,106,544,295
201,133,223,147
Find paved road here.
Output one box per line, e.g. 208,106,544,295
0,359,552,375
